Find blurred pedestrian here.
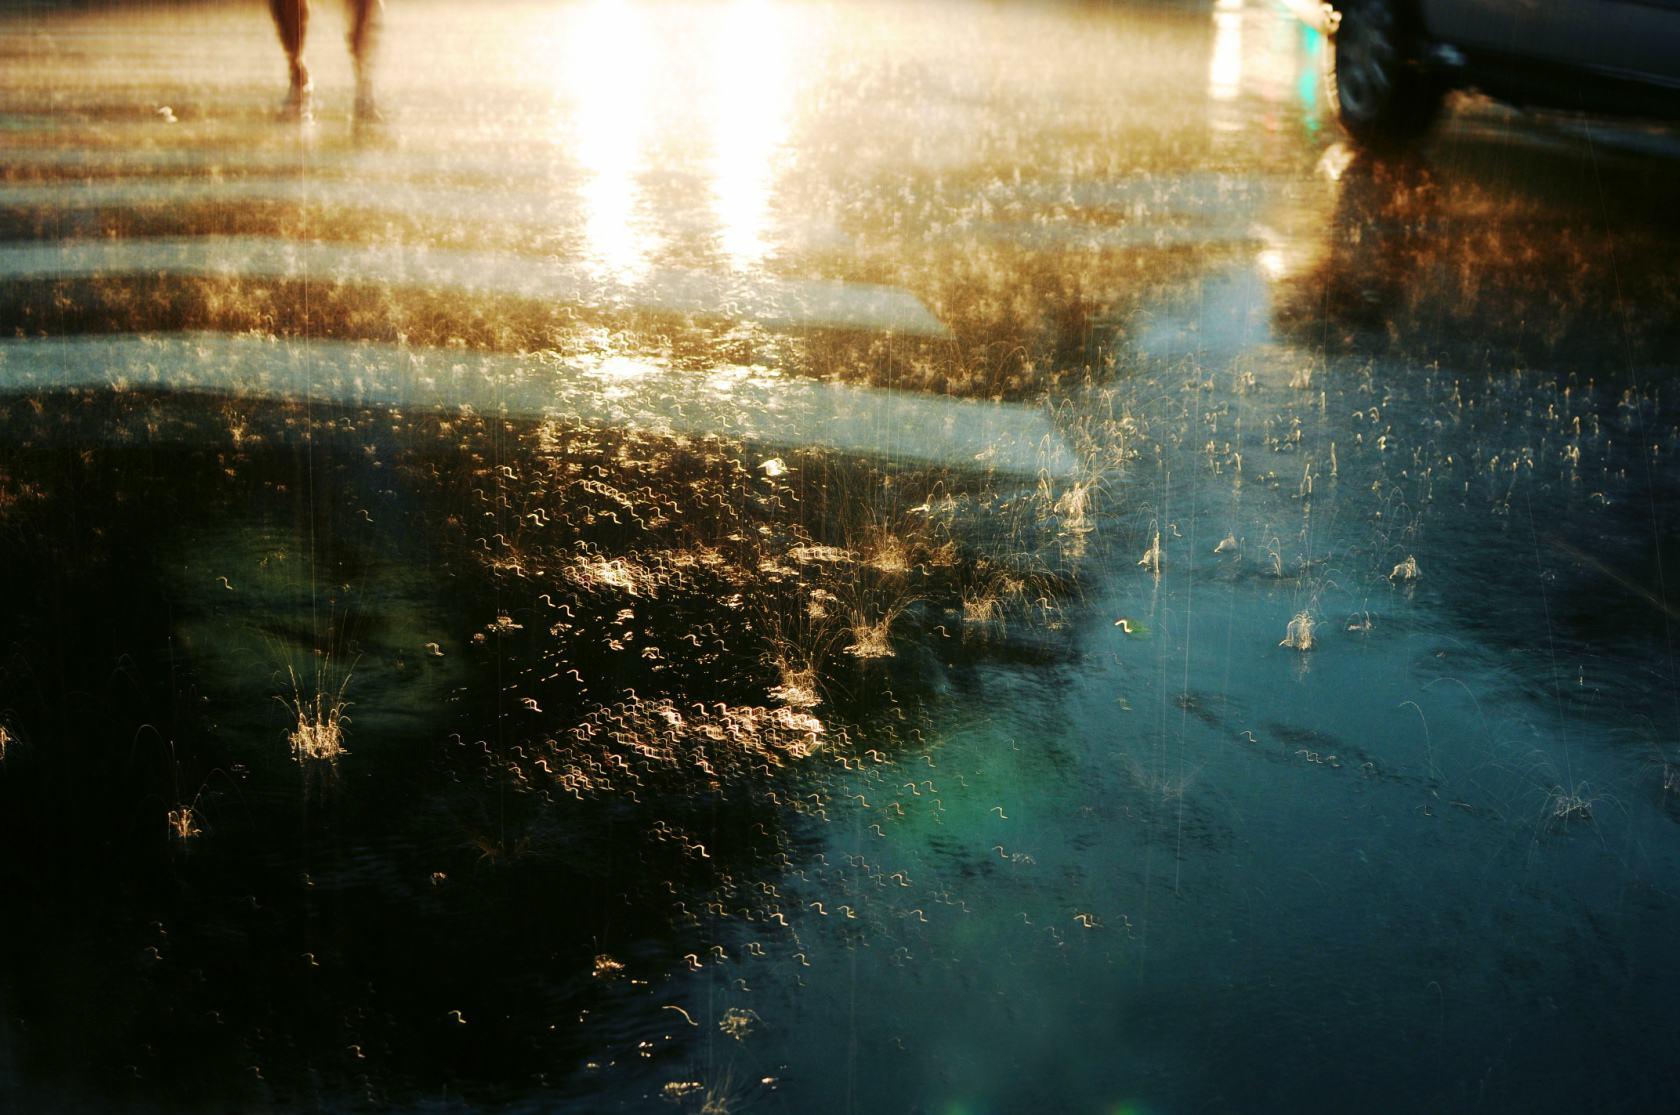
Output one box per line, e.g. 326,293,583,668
270,0,383,124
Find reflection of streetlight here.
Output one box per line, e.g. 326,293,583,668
705,0,792,271
561,0,656,283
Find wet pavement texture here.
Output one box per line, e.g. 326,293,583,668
3,1,1680,1112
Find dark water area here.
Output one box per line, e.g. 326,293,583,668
0,391,1077,1110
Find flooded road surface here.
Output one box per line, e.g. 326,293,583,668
3,1,1680,1111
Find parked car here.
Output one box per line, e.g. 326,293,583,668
1285,0,1680,143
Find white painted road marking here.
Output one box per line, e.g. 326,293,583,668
0,334,1075,477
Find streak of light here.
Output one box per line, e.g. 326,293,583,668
704,0,793,270
560,0,658,283
1209,0,1245,104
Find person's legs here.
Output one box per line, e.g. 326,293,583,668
269,0,312,118
347,0,383,123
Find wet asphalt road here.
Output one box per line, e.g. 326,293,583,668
3,1,1680,1112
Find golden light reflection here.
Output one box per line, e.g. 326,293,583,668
703,0,793,270
706,364,777,394
581,353,658,382
560,0,658,283
574,351,660,401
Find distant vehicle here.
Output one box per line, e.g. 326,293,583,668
1286,0,1680,144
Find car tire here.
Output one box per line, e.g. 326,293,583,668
1331,0,1443,145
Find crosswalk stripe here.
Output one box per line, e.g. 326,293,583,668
0,143,573,181
0,333,1073,477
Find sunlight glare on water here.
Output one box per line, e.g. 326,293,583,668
550,0,799,280
559,0,658,282
704,0,794,270
1208,0,1244,103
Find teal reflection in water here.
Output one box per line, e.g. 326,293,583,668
1297,23,1323,118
